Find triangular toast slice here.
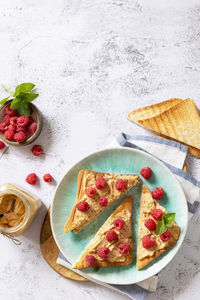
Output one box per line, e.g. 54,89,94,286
130,98,200,150
64,169,139,233
137,184,180,270
127,98,183,123
73,196,133,269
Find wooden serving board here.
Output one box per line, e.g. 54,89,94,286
40,163,187,282
40,208,88,281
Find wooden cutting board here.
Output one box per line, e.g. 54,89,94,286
40,163,187,281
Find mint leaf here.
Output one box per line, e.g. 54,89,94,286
156,219,166,235
14,83,35,96
18,101,30,116
10,97,21,109
0,96,10,105
163,213,175,227
19,93,38,102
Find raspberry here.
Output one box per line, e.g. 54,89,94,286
118,243,130,254
106,230,118,242
8,124,16,132
4,130,14,141
43,173,53,182
26,173,37,185
17,115,29,127
0,140,5,149
115,179,127,192
10,116,18,125
97,247,110,259
160,229,171,242
14,131,26,143
28,122,37,133
114,219,124,231
4,115,10,126
95,177,107,189
85,255,96,266
152,187,164,200
6,104,17,116
98,196,108,207
16,124,25,132
76,201,90,211
25,129,31,137
140,167,151,179
151,209,164,221
142,235,155,248
85,187,97,198
0,123,8,132
31,145,43,156
144,219,156,231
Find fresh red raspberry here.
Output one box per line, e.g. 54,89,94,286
26,173,37,185
97,247,110,259
17,115,29,127
8,124,16,132
115,179,127,192
114,219,125,230
142,235,156,248
152,187,164,200
16,124,25,132
10,116,18,125
98,196,108,206
160,229,171,242
4,130,14,141
6,104,17,116
43,173,53,182
14,131,26,143
25,129,31,137
0,123,8,132
85,255,96,266
95,176,107,189
4,115,10,126
106,230,118,242
151,209,164,221
0,140,5,149
144,218,156,231
28,122,37,133
76,201,90,211
85,187,97,198
31,145,43,156
140,166,151,179
118,243,130,254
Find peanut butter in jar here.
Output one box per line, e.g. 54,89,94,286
0,183,41,237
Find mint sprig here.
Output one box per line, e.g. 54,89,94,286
0,83,38,116
156,213,175,235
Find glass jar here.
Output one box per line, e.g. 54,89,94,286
0,183,41,237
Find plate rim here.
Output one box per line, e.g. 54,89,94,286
50,147,188,285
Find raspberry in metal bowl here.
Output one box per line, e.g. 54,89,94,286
0,100,42,146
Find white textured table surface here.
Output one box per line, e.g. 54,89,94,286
1,1,200,299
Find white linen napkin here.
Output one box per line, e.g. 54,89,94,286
57,133,200,300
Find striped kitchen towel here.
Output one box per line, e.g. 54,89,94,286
57,134,200,300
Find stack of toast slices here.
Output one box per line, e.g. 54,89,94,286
127,98,200,157
64,169,180,270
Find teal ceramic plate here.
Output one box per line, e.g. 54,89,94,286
50,148,188,285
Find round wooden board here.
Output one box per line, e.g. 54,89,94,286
40,163,187,282
40,208,88,282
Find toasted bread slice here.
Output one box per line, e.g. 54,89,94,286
73,196,133,269
135,99,200,150
127,98,183,123
64,170,139,234
137,185,180,270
